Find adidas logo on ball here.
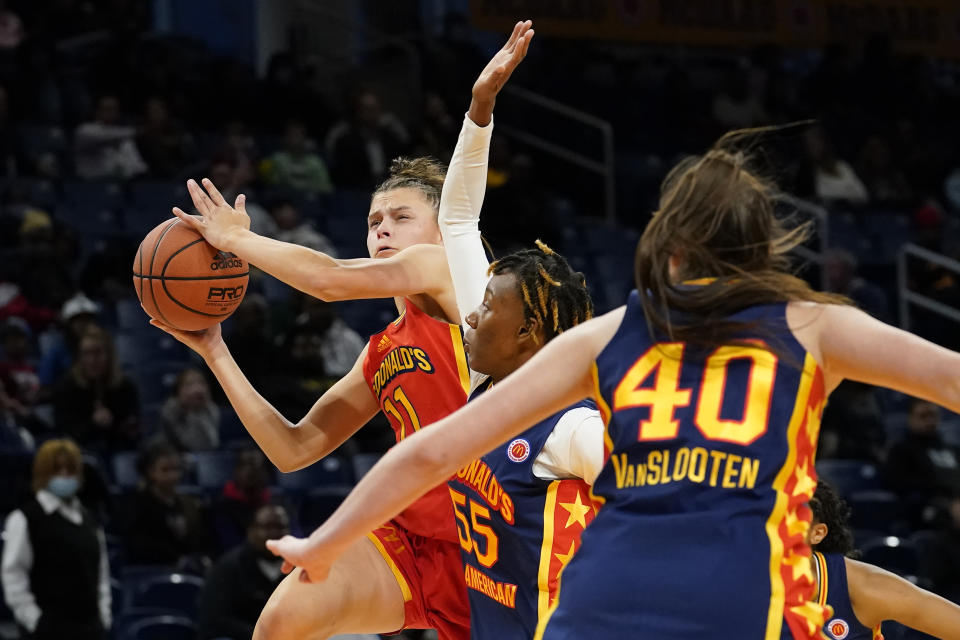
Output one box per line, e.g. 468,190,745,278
210,250,243,270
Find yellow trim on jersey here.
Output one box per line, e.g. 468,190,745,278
763,352,817,640
814,551,829,606
366,532,413,602
449,324,471,396
589,362,613,506
393,309,406,326
536,481,561,620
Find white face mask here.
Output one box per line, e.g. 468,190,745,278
47,475,80,499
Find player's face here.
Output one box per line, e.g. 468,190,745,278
366,188,441,259
464,273,533,379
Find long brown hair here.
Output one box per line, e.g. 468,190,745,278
635,127,847,355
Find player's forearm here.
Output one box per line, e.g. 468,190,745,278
468,97,496,128
203,348,332,471
305,430,455,558
220,228,343,301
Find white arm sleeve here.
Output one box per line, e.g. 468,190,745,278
1,510,41,632
532,407,606,484
439,114,494,329
439,114,494,392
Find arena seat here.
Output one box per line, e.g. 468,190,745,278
299,486,352,530
275,456,354,492
815,460,881,495
351,452,381,480
111,451,140,489
121,614,197,640
847,490,909,533
859,536,921,581
124,573,204,619
192,451,237,489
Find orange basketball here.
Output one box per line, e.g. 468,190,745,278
133,218,248,331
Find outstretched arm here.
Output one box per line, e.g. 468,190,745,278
172,181,452,304
801,304,960,410
266,307,624,580
441,20,534,327
150,321,378,472
846,558,960,639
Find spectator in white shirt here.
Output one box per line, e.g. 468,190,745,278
74,95,147,180
1,438,111,640
802,125,868,204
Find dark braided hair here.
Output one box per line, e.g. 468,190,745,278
489,240,594,344
809,481,858,557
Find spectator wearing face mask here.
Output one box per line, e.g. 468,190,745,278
1,439,111,640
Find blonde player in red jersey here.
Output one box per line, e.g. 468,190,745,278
151,21,534,640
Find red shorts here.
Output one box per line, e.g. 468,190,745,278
368,520,470,640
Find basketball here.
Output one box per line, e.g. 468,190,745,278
133,218,248,331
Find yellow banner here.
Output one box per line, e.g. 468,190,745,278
470,0,960,59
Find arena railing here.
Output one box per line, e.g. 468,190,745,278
897,243,960,332
498,86,616,222
776,193,829,288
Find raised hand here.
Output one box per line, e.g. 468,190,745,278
470,19,534,124
173,178,251,250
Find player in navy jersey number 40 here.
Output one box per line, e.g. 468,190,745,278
265,129,960,640
808,481,960,640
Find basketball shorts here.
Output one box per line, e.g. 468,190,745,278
368,520,470,640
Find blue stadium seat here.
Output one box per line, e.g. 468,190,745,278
859,536,921,580
121,614,197,640
275,456,354,491
112,451,140,489
17,125,67,159
218,410,249,447
815,460,881,495
130,360,191,406
299,486,351,530
61,178,124,211
124,573,204,619
115,331,190,370
847,490,909,533
128,181,189,212
193,451,236,489
352,453,381,480
337,299,398,337
0,452,32,513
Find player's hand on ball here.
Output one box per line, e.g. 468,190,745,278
173,177,251,250
471,20,534,104
266,535,333,584
148,317,226,358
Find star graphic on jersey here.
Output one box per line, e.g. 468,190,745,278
785,508,809,538
792,458,817,500
554,541,577,567
784,550,811,582
804,401,824,446
558,492,592,529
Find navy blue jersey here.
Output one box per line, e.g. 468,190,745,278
814,552,883,640
538,290,831,640
449,379,600,639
